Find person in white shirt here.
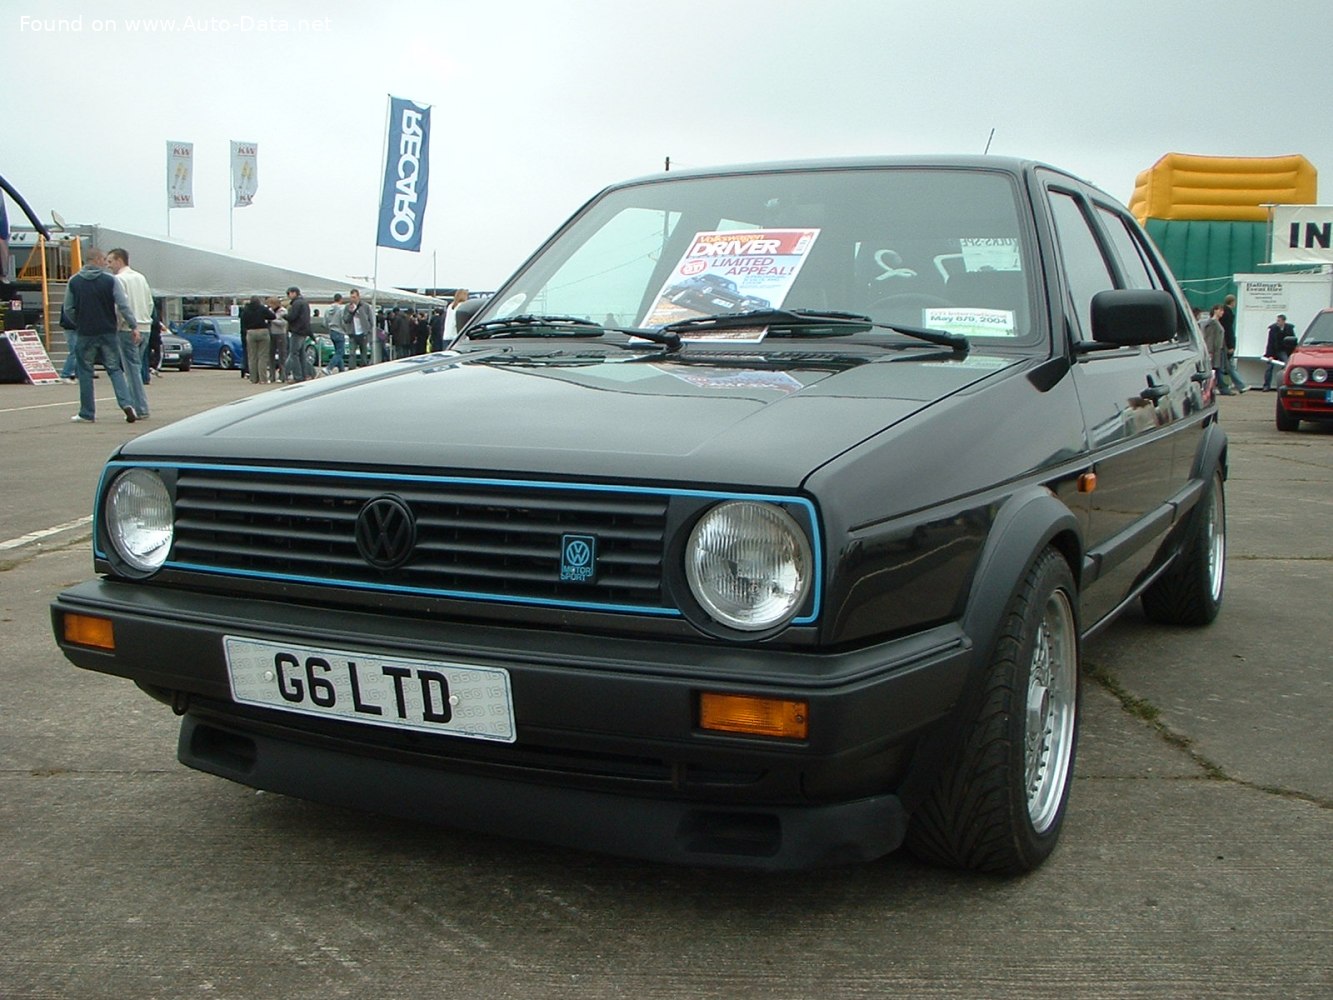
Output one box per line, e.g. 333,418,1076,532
107,248,153,419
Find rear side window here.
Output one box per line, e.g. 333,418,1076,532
1096,207,1159,290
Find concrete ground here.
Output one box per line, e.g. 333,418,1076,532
1,373,1328,999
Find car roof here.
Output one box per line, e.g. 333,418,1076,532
606,154,1092,191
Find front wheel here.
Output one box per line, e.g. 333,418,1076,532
178,358,191,372
1141,469,1225,626
907,548,1080,874
1275,399,1300,432
218,346,235,370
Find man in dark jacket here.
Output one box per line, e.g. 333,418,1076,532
1219,294,1249,393
389,308,412,360
284,285,315,382
1262,313,1297,391
61,247,140,423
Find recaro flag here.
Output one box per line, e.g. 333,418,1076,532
167,141,194,208
376,97,431,252
231,141,258,208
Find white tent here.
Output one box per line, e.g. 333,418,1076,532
87,226,441,307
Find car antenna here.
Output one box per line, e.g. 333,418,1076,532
983,128,995,155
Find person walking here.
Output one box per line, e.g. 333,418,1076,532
61,247,140,423
106,248,152,419
241,295,276,384
284,286,316,382
1208,305,1235,395
325,292,348,373
1262,312,1297,391
1219,294,1248,393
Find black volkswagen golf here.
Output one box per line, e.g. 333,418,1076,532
52,157,1227,873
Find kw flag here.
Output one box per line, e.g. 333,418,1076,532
376,97,431,252
231,141,258,208
167,141,194,208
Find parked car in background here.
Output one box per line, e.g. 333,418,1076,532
305,332,335,371
178,316,245,370
52,156,1227,876
157,332,192,371
1276,308,1333,431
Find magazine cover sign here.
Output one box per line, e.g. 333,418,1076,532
640,229,820,335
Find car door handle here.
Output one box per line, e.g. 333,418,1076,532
1140,383,1169,402
1191,370,1211,384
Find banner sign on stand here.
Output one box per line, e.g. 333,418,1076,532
231,141,259,208
0,329,60,384
376,97,432,252
1270,205,1333,265
167,141,194,209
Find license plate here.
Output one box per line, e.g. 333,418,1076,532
224,636,515,743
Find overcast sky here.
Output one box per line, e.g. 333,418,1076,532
7,0,1329,293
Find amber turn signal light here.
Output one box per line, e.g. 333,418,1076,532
62,613,116,650
698,692,809,740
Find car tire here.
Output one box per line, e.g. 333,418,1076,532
1141,469,1226,626
178,358,191,372
906,547,1080,874
219,346,235,370
1275,399,1300,432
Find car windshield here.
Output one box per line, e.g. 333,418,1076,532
1300,311,1333,345
465,166,1039,349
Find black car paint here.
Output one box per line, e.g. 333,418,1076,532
51,157,1223,869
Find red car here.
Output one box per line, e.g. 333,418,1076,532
1276,309,1333,431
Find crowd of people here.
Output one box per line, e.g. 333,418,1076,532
59,246,168,423
1195,293,1294,395
239,287,470,385
59,258,472,422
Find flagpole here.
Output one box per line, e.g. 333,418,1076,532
371,93,392,363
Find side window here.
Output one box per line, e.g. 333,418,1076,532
1047,191,1115,342
1095,206,1157,290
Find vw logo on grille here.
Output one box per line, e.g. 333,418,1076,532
355,495,417,570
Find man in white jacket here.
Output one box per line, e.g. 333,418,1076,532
107,247,153,419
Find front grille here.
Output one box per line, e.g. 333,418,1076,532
167,466,670,611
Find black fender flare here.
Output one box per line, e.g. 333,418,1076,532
898,485,1083,811
1187,419,1228,484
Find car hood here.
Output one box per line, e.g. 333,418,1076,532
120,348,1025,487
1289,344,1333,368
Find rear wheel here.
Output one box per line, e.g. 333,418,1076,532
219,346,236,370
1141,470,1225,626
907,547,1080,874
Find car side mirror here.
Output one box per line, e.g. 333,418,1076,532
454,297,485,334
1283,334,1298,350
1088,289,1178,348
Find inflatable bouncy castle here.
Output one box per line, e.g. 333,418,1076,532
1128,153,1318,309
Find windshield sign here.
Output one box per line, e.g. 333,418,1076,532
641,228,821,338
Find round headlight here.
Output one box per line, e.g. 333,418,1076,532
106,469,173,573
1289,366,1309,385
685,501,812,632
1313,368,1329,384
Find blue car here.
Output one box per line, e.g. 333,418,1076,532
178,316,245,370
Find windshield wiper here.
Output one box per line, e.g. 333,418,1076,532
465,314,683,352
660,308,968,352
465,314,607,339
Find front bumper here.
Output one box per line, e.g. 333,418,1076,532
51,579,974,868
1278,385,1333,421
